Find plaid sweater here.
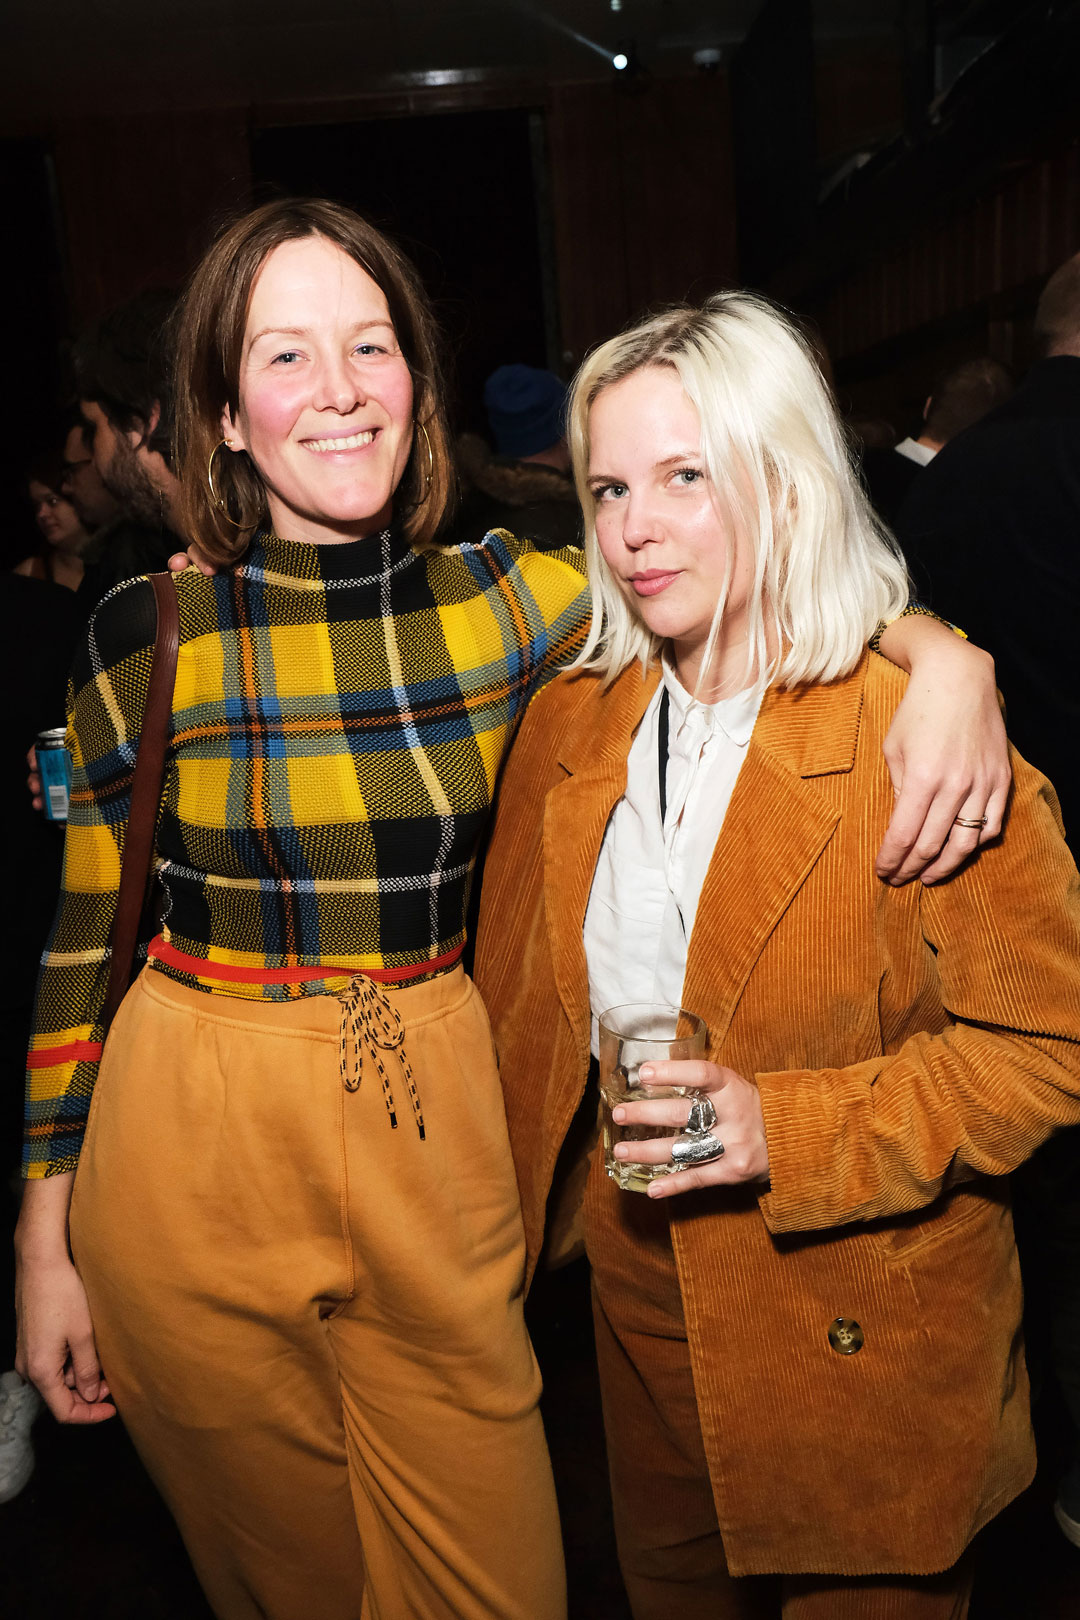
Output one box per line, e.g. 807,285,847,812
25,528,589,1178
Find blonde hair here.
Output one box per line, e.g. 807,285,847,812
568,291,909,691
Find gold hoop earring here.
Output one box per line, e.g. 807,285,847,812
207,438,245,528
416,421,434,501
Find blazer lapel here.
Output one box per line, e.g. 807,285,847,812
682,664,867,1048
544,665,660,1056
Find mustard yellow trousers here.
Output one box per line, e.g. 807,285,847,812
69,966,565,1620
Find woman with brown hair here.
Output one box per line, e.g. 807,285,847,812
17,200,1007,1619
16,199,585,1620
16,449,91,591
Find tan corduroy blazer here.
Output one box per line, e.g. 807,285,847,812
474,651,1080,1577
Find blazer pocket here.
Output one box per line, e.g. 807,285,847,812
869,1184,1003,1265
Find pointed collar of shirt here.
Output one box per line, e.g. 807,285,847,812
893,436,937,467
660,659,762,752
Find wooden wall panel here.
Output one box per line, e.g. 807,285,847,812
815,140,1080,364
547,76,737,368
814,46,904,165
617,76,737,318
47,77,736,367
545,83,631,368
53,112,253,320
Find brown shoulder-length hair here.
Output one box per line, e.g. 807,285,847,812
172,197,454,564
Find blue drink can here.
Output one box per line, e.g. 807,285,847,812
37,727,73,823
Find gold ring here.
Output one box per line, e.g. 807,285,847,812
953,815,988,830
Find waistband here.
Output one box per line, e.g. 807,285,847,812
139,959,473,1037
146,935,464,989
139,962,473,1143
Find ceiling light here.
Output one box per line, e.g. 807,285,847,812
613,51,629,70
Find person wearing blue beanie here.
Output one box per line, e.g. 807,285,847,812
456,364,581,551
483,365,568,460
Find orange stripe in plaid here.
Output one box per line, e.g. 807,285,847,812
147,937,464,985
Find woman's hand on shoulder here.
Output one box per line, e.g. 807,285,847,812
876,636,1010,886
168,542,218,576
611,1060,769,1199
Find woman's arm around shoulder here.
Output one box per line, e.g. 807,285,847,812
758,736,1080,1235
485,528,590,678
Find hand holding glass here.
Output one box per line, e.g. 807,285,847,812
598,1004,708,1193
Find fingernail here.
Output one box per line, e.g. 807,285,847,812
614,1144,628,1158
639,1064,654,1081
612,1106,626,1123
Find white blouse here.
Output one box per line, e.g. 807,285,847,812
582,664,762,1055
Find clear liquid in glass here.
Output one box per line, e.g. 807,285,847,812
597,1003,708,1193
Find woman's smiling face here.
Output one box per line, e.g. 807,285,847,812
587,364,756,694
223,235,415,545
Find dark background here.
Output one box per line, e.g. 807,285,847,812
5,0,1078,561
4,1,1080,565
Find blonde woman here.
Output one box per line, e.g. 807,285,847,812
475,292,1080,1619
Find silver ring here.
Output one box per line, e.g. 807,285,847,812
953,815,988,830
671,1132,725,1167
685,1095,718,1135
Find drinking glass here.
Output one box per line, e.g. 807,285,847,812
598,1003,708,1193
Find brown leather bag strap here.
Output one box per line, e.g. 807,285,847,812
101,573,180,1032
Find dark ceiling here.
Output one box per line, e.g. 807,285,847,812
6,0,902,121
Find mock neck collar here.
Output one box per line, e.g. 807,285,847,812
243,526,417,586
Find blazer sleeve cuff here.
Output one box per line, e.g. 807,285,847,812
755,1058,885,1235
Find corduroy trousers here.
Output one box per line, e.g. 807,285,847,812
583,1159,974,1620
68,966,565,1620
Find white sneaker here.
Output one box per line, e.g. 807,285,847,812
1054,1497,1080,1549
0,1370,41,1504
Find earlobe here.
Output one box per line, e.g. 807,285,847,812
220,407,245,454
129,398,162,452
